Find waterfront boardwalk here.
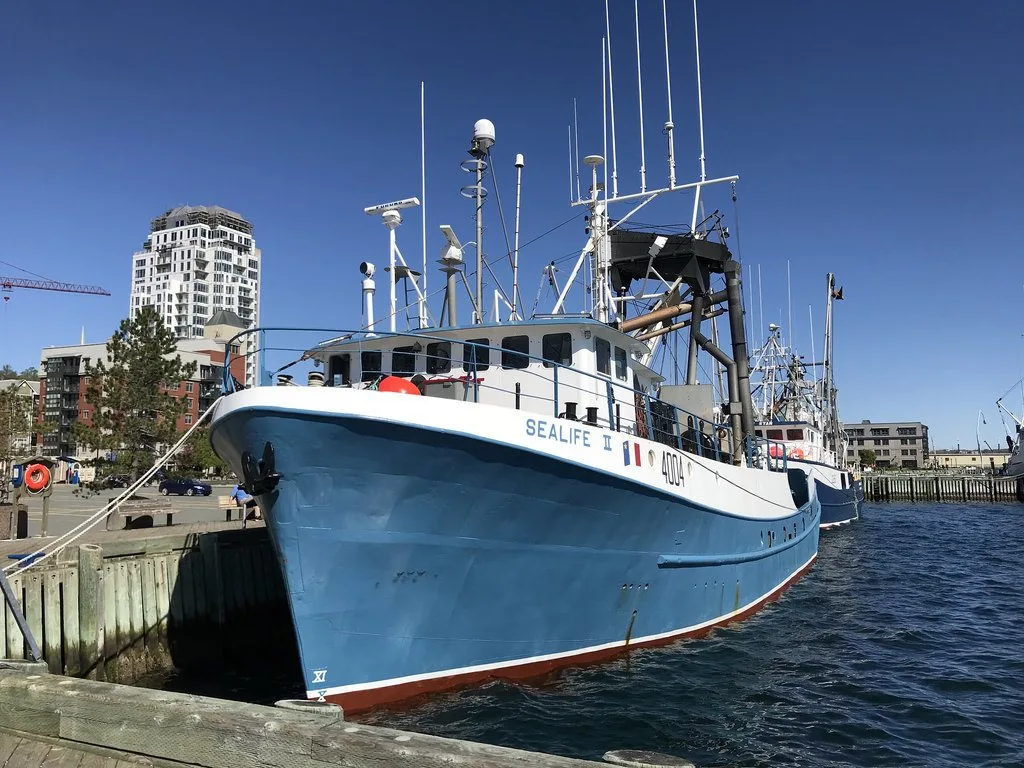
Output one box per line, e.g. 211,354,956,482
861,473,1021,503
0,664,618,768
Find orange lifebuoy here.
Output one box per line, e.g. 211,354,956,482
377,376,421,396
768,444,783,458
24,463,51,493
790,447,805,459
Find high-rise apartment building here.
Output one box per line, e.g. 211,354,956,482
129,205,261,386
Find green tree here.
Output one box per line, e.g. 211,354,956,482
177,427,227,476
858,449,876,466
75,306,196,480
18,367,39,381
0,365,16,379
0,387,30,472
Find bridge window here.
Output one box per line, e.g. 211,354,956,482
501,335,530,369
614,346,628,380
360,351,382,382
392,345,418,377
542,333,572,367
328,354,351,386
596,338,611,375
786,429,804,440
426,342,451,374
463,339,490,372
766,429,784,440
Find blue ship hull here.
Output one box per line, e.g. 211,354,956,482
815,479,861,528
210,402,820,712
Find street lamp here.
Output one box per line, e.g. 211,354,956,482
976,410,986,473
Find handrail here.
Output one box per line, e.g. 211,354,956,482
221,326,738,464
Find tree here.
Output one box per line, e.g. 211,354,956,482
19,367,39,381
75,306,197,480
177,427,227,476
0,365,16,379
0,387,30,472
858,449,876,466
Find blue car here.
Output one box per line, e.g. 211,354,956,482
158,477,212,497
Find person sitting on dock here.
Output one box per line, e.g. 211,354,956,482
230,484,262,521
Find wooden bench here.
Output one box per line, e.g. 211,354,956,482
217,495,244,522
105,498,176,531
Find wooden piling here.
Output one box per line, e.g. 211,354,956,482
42,572,61,673
77,544,103,680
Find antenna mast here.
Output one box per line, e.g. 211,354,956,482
512,154,525,320
634,0,646,193
420,81,427,324
662,0,676,189
689,0,707,231
605,0,619,197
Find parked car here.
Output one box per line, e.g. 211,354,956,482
97,473,131,489
158,477,212,497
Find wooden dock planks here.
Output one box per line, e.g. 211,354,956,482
862,474,1021,503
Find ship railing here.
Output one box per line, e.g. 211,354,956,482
221,327,737,466
745,434,788,473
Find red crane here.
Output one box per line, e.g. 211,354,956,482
0,259,110,301
0,275,111,297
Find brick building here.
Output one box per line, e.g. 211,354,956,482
35,319,245,460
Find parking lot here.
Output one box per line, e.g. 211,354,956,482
12,482,239,539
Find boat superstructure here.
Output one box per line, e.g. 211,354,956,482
749,275,861,528
208,1,822,712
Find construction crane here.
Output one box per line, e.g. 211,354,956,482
0,258,110,301
1,275,111,297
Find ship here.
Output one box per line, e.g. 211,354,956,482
748,275,862,528
208,4,822,712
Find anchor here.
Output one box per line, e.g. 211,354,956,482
240,441,281,495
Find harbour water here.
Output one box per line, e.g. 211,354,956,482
153,503,1024,767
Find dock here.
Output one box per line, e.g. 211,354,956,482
0,662,633,768
0,521,292,683
861,473,1023,503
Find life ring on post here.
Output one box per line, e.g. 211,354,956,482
24,463,51,493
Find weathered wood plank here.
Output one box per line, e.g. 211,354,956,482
154,556,169,637
40,744,85,768
127,562,143,646
76,754,119,768
78,545,102,681
102,564,117,673
43,572,62,674
25,574,43,665
0,731,22,764
141,559,158,653
199,535,222,629
7,573,25,659
6,738,52,768
62,568,81,677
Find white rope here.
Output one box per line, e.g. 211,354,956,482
4,396,223,575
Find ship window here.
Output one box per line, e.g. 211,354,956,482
766,429,784,440
426,342,451,374
360,351,382,382
596,338,611,375
542,333,572,367
391,345,418,377
463,338,490,372
786,429,804,440
501,335,530,369
328,354,351,386
614,346,628,380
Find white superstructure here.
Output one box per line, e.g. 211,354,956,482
129,205,261,386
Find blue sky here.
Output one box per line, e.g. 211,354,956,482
1,0,1021,449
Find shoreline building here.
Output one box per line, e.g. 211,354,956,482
34,317,246,462
129,205,261,386
842,420,930,468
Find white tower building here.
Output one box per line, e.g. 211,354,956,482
129,205,262,387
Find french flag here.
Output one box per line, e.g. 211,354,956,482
622,440,641,467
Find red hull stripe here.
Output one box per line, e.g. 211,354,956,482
315,554,817,715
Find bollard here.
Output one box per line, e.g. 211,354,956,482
274,698,344,723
